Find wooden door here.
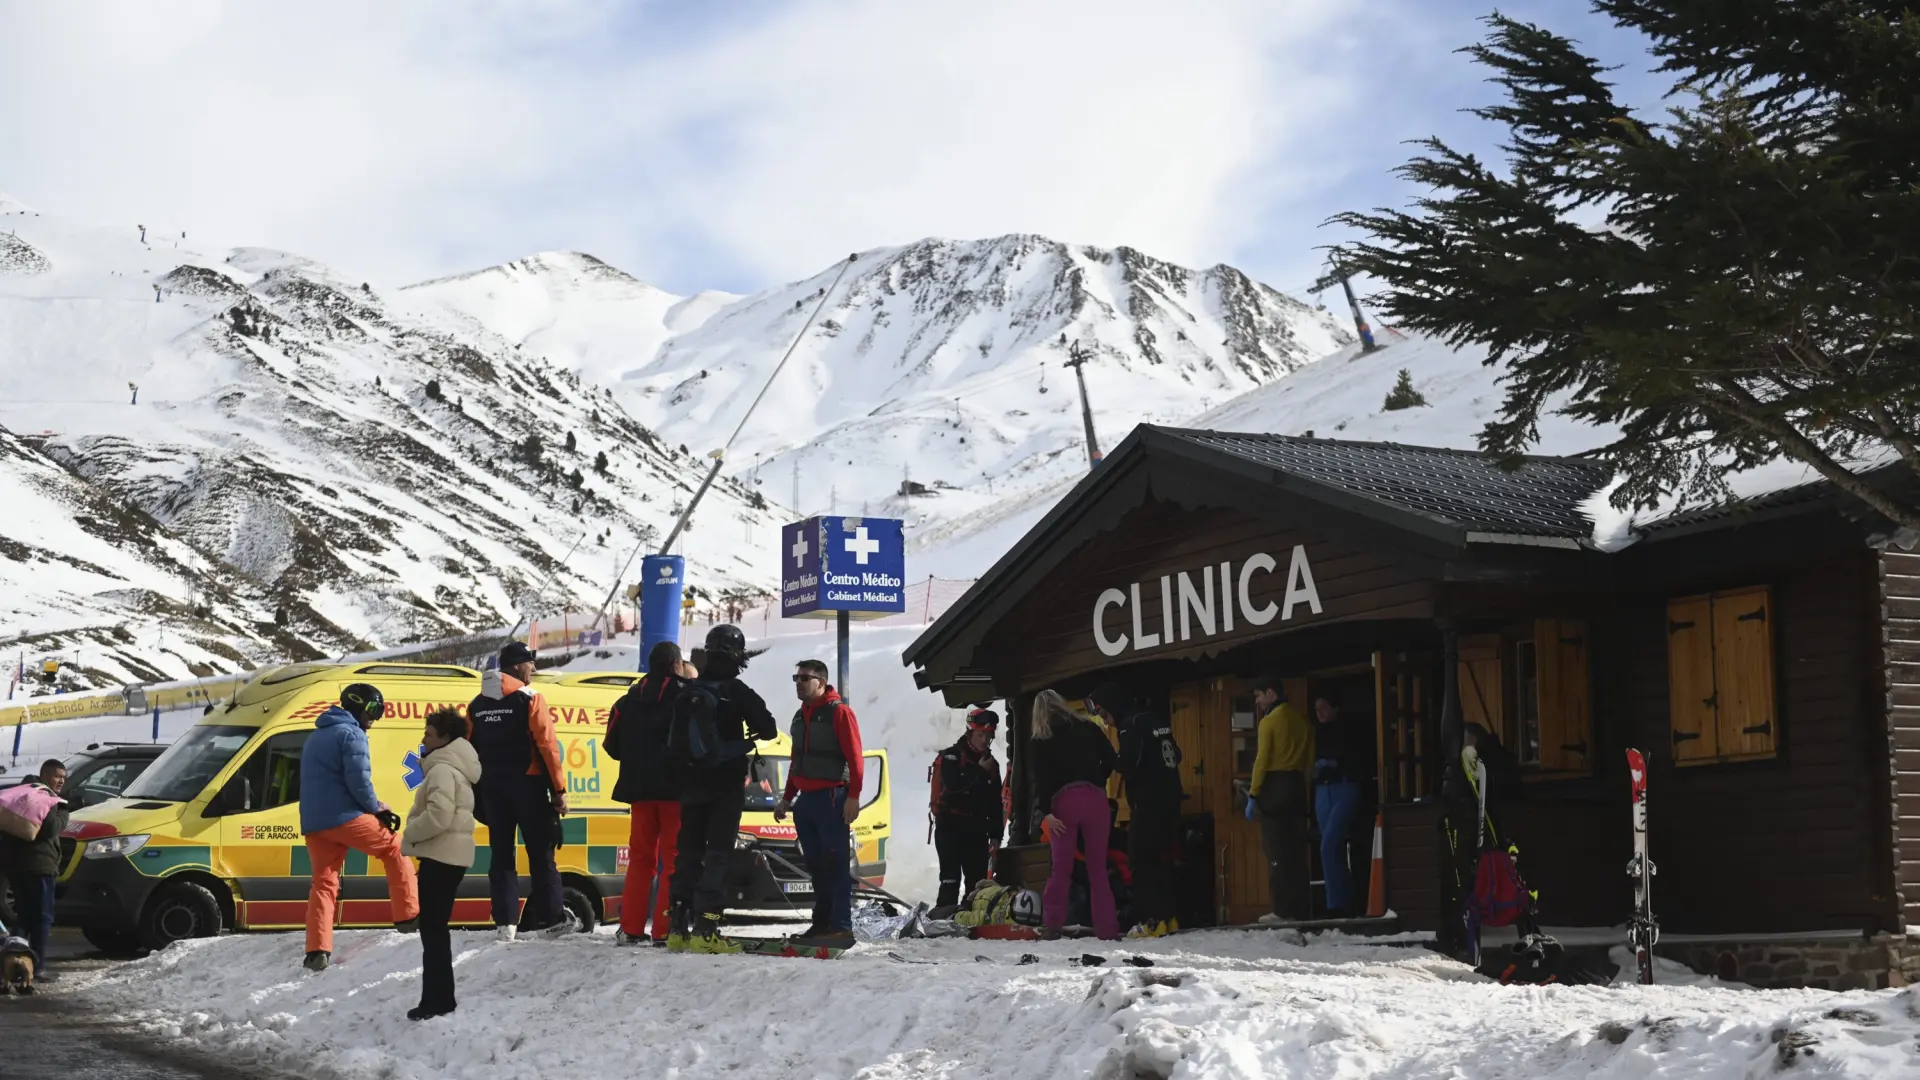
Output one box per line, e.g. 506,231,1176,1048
1170,677,1267,925
1218,677,1271,926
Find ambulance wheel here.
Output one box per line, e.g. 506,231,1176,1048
82,925,146,956
140,881,223,951
561,886,597,934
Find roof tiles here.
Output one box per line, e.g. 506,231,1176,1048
1169,429,1613,540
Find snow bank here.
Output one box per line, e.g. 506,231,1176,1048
83,929,1917,1079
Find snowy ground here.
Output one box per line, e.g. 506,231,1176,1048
77,927,1919,1079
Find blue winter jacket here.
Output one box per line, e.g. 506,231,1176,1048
299,707,381,835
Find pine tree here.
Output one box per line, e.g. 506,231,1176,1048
1382,369,1427,411
565,431,577,452
520,433,543,466
568,468,584,489
593,450,608,474
1332,2,1920,526
424,378,442,401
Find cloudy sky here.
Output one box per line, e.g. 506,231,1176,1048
0,0,1662,299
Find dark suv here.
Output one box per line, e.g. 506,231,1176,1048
0,742,167,811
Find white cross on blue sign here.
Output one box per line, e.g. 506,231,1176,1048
780,515,906,619
845,526,881,564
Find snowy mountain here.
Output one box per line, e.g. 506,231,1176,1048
0,199,784,687
0,198,1351,688
614,235,1352,521
404,234,1354,580
402,252,740,388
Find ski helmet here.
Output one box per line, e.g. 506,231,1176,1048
1011,889,1043,927
499,641,537,670
966,707,999,732
340,683,385,726
705,623,747,658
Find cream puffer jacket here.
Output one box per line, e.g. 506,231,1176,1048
401,737,481,867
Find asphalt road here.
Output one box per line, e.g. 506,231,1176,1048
1,929,295,1080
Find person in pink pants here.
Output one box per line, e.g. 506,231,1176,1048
1029,689,1120,940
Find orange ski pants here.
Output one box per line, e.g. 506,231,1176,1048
304,813,420,953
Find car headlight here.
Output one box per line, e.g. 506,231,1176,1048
735,832,757,849
83,834,150,860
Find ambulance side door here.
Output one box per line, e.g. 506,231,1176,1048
212,729,312,928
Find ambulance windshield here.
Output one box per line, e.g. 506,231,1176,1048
123,725,254,802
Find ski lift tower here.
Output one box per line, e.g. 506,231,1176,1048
1062,339,1103,467
1310,262,1379,353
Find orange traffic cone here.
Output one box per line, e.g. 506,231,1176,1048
1364,812,1387,918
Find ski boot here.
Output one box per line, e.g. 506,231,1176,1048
665,902,692,953
688,913,742,955
538,911,579,939
303,950,330,972
794,926,855,950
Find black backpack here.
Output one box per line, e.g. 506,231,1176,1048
669,681,742,767
609,676,683,802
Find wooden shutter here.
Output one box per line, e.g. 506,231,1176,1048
1535,618,1593,772
1711,586,1777,760
1666,594,1719,763
1457,633,1504,739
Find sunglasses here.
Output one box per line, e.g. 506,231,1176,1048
792,673,823,683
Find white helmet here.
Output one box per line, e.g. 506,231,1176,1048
1011,889,1043,926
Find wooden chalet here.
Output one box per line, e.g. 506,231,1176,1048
903,425,1920,989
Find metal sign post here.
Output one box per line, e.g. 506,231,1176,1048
837,611,851,698
781,515,906,698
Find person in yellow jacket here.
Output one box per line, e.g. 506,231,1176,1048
401,707,480,1021
1248,675,1313,923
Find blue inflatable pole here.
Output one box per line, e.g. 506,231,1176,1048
638,555,685,672
153,705,162,742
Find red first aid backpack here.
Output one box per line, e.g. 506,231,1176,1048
1473,845,1529,928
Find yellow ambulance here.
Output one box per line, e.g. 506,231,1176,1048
56,661,891,952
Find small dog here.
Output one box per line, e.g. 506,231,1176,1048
1,945,34,995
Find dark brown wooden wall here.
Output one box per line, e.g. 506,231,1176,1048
1884,548,1920,930
1383,801,1441,930
1617,549,1888,933
1387,540,1889,936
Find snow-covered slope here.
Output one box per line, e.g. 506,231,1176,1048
0,204,784,680
401,252,740,388
911,330,1622,577
1192,328,1616,453
0,423,307,686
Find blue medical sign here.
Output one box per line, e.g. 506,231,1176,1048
781,516,906,619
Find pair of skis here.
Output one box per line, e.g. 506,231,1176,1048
1625,748,1658,986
